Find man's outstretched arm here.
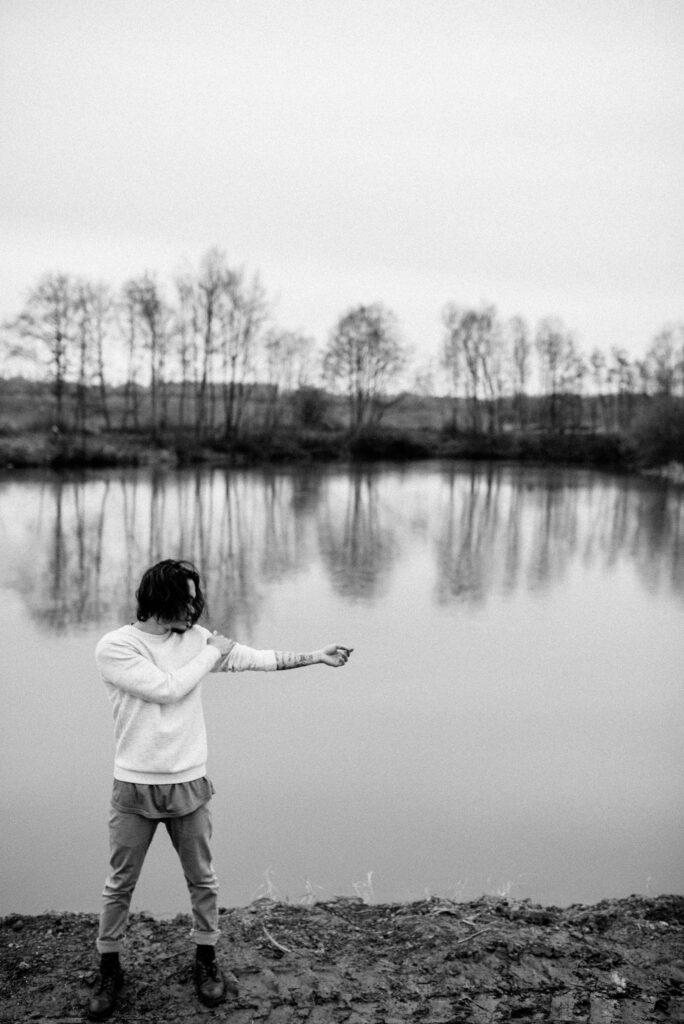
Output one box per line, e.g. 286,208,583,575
275,645,353,670
208,634,352,672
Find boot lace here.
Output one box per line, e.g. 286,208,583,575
196,957,219,982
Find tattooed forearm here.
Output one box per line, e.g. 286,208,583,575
275,651,318,671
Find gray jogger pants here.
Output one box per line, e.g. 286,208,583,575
96,801,220,953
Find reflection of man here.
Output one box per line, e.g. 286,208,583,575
89,558,352,1021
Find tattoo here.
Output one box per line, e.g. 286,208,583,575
275,651,316,671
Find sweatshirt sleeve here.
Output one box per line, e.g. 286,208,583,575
217,642,278,673
95,634,221,704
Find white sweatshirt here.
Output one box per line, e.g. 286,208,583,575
95,623,277,784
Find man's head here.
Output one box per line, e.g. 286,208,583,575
135,559,205,633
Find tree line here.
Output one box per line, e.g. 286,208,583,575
1,249,315,441
439,304,683,437
1,247,683,444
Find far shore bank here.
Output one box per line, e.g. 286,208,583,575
2,894,683,1022
2,425,681,481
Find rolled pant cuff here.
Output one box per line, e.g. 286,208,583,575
192,929,221,946
97,939,123,954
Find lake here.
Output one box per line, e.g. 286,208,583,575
0,461,682,916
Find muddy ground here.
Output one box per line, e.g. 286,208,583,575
2,895,683,1023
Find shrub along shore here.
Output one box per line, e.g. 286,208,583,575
1,378,682,475
0,425,683,482
0,424,638,471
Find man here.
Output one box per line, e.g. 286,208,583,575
89,558,352,1021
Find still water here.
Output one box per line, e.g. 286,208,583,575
0,462,682,915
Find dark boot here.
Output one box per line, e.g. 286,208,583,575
193,946,234,1007
88,954,124,1021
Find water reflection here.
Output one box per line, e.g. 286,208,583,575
318,470,399,600
0,463,681,634
435,465,502,604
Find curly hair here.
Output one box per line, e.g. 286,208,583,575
135,559,205,625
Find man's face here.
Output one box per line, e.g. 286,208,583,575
167,578,198,634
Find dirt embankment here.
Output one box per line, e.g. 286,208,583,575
2,895,683,1023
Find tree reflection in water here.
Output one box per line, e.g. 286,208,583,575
0,464,681,634
317,469,398,600
435,464,502,605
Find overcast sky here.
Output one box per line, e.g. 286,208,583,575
1,0,683,369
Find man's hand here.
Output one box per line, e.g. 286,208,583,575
318,644,353,668
207,632,234,655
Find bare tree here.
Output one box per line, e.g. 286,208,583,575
509,315,531,429
71,280,115,435
441,305,465,432
535,317,575,432
441,304,497,433
608,347,636,431
0,325,40,380
90,282,115,431
262,328,314,433
195,248,232,439
172,272,201,430
122,274,169,439
218,269,269,439
119,286,143,431
634,357,651,399
12,273,78,428
589,347,609,431
73,281,92,438
171,250,270,442
323,303,407,432
645,324,684,397
478,308,505,434
459,309,485,432
563,336,587,430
